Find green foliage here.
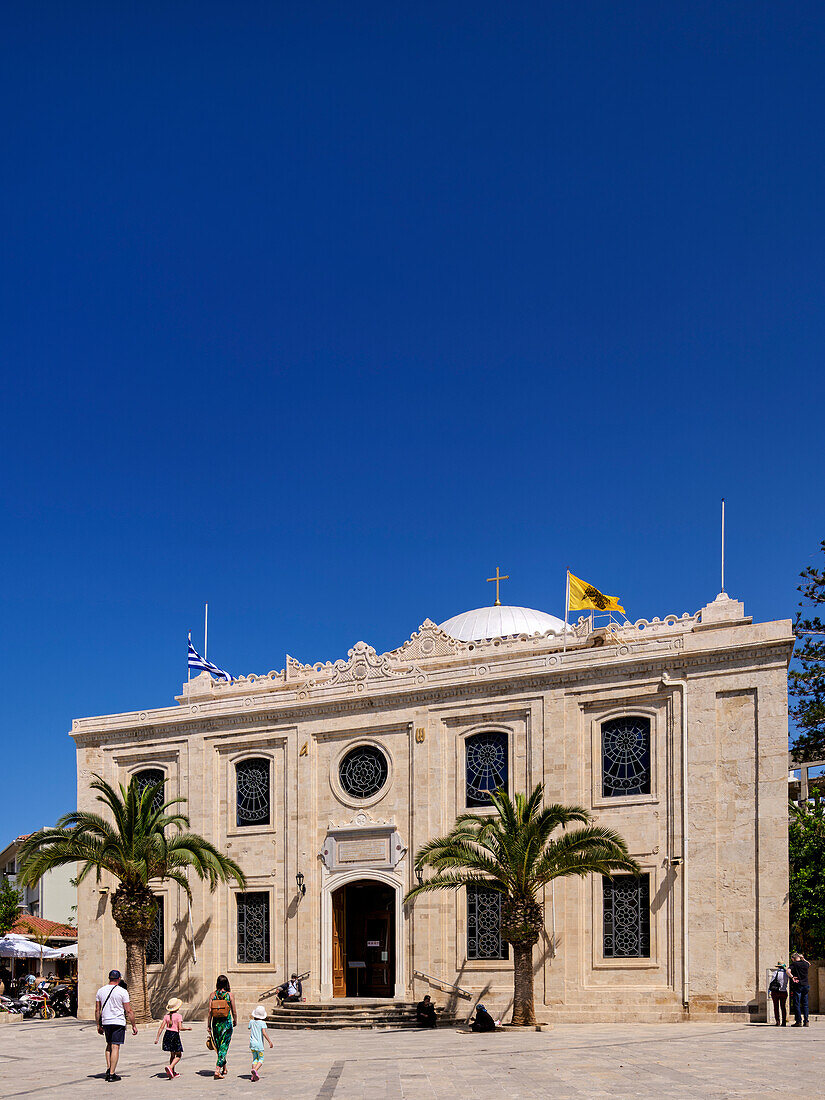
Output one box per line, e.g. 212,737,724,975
790,540,825,763
0,875,22,937
789,794,825,956
406,784,639,929
406,785,640,1025
15,775,247,897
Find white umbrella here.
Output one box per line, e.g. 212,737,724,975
0,935,46,959
50,943,77,959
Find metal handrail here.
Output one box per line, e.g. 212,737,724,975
413,970,472,999
259,972,310,1000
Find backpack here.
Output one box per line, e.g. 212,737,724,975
210,991,230,1020
769,969,783,994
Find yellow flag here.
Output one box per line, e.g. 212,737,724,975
568,572,626,616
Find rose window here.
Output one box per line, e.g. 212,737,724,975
339,746,389,799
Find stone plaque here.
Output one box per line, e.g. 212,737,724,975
337,837,390,864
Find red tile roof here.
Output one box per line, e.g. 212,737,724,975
13,834,32,844
12,915,77,940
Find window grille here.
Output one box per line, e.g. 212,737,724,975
465,731,508,807
603,874,650,958
237,892,270,964
236,758,271,827
145,896,164,965
134,769,165,813
601,717,651,797
467,884,508,960
338,745,389,799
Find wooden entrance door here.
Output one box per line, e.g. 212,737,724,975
332,887,346,998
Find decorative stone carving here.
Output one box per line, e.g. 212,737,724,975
320,811,405,872
388,619,469,662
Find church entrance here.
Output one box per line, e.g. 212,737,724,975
331,880,395,998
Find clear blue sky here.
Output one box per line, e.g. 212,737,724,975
2,3,823,831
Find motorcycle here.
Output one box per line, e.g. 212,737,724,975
47,984,75,1018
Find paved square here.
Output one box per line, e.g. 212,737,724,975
0,1018,821,1098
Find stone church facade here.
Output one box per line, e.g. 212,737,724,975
72,591,793,1023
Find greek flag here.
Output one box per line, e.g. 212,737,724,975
188,638,232,682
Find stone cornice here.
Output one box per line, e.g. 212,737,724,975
70,620,793,748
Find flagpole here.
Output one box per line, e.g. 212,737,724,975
204,602,208,661
187,632,191,684
563,570,570,653
720,498,725,594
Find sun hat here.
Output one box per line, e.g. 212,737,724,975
252,1005,267,1020
166,997,183,1013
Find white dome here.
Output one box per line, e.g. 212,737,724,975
439,605,568,642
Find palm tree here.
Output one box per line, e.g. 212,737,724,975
16,775,246,1022
405,784,640,1026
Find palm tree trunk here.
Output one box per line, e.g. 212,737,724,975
124,937,150,1023
510,942,536,1026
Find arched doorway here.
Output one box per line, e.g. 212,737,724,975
331,880,395,997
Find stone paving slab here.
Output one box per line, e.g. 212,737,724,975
0,1018,821,1098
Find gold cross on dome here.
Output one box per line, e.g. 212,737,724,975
486,566,509,606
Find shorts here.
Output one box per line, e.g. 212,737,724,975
162,1031,183,1054
250,1048,265,1062
103,1024,126,1045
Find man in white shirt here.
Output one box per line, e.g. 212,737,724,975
94,969,137,1082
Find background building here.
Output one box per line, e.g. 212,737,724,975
1,833,76,925
72,591,792,1023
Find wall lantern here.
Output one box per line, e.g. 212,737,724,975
416,868,424,887
296,871,306,897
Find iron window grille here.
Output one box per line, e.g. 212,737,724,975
236,758,271,827
134,769,166,813
601,716,651,797
338,745,389,799
467,884,508,960
603,874,651,958
237,892,271,964
145,896,164,965
465,731,508,807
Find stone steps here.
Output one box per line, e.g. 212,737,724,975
266,1002,457,1030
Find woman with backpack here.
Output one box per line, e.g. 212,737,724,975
208,975,237,1078
768,961,790,1026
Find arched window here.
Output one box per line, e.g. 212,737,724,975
465,731,508,807
236,758,271,827
601,716,651,797
133,769,165,813
338,745,389,800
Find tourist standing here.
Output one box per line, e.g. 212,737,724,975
208,975,237,1078
247,1005,273,1082
789,952,810,1027
94,969,137,1082
154,996,191,1078
768,961,790,1026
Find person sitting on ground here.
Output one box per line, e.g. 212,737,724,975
470,1003,496,1032
276,973,302,1005
416,995,438,1027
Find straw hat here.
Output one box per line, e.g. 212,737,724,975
166,997,183,1013
251,1005,267,1020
